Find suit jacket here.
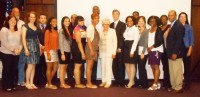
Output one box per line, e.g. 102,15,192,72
110,20,126,50
38,24,46,46
166,20,185,59
99,28,117,59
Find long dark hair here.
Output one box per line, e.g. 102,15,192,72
178,12,189,24
61,16,70,39
3,15,18,31
45,17,57,32
74,16,84,26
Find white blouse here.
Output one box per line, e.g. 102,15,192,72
123,25,140,54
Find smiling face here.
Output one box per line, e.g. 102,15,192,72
29,13,36,24
92,16,99,25
179,14,187,24
138,18,145,28
50,18,57,28
161,16,168,26
112,11,120,21
63,18,70,27
126,17,134,27
78,20,84,26
9,17,17,27
168,11,177,23
149,18,157,27
39,15,47,24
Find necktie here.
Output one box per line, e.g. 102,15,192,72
41,24,45,32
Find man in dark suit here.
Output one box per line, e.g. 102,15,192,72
34,14,47,85
110,9,126,87
167,10,185,93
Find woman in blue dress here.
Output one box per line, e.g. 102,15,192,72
21,11,40,89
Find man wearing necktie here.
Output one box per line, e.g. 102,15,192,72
34,14,47,85
166,10,185,93
110,9,126,87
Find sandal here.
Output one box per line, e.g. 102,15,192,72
60,84,71,89
30,84,38,89
99,83,106,87
148,84,158,90
25,84,34,90
86,84,97,89
46,84,58,89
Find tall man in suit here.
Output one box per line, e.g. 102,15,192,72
167,10,185,93
110,9,126,87
34,14,47,85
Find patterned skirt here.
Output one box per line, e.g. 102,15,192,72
21,38,40,64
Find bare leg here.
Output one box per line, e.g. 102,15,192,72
59,64,67,86
86,60,95,86
46,62,53,85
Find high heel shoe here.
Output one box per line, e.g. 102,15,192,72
25,84,34,90
148,84,158,90
30,84,38,89
125,82,135,88
60,84,71,89
86,84,97,89
104,84,111,88
99,83,106,87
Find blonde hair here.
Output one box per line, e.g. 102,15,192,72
102,18,110,25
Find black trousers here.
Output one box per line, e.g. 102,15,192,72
34,54,46,85
183,47,191,87
161,50,171,88
1,53,19,90
112,52,125,85
138,55,148,88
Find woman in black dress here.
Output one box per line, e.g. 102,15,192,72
71,16,87,88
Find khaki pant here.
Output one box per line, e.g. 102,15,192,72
168,58,183,90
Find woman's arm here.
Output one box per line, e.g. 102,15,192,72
59,29,65,55
21,26,30,56
86,25,94,56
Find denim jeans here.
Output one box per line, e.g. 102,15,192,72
18,52,25,83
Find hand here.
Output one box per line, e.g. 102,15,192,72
82,54,86,60
90,50,95,57
61,54,66,61
171,54,177,60
25,50,30,57
187,51,191,57
130,53,134,58
147,46,153,52
9,48,15,52
47,54,51,61
140,54,144,59
112,54,116,59
14,49,20,55
117,48,121,53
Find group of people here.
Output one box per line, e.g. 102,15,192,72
0,5,194,94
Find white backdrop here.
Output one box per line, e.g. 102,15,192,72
57,0,191,79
